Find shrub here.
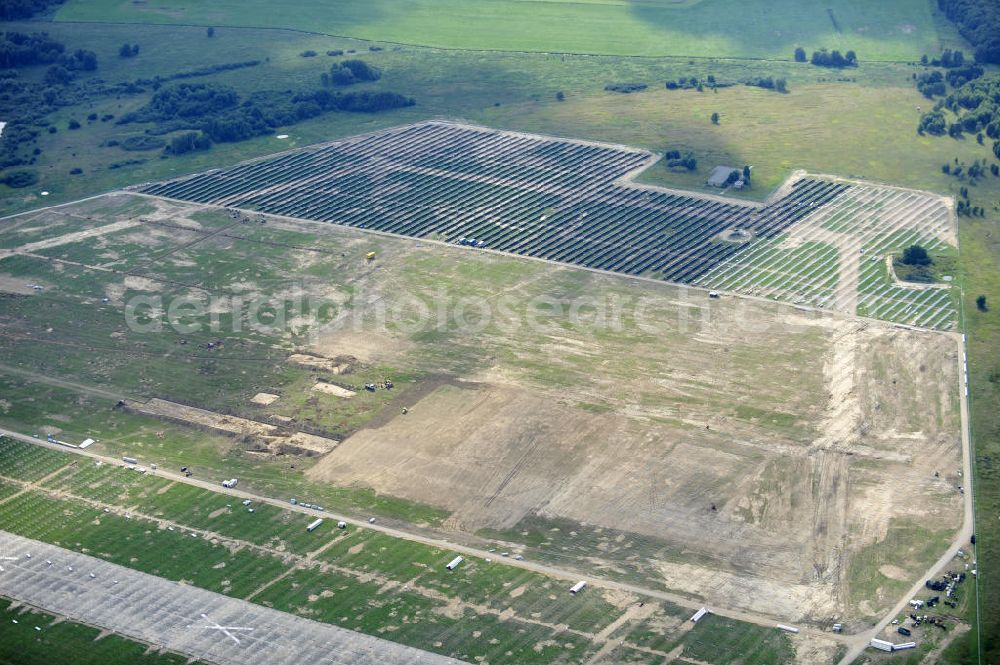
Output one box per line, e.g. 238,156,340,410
121,135,166,151
902,244,932,266
604,82,647,94
1,170,39,188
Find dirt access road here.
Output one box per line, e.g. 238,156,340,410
835,331,974,665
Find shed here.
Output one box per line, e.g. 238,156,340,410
80,439,95,449
707,166,738,188
446,556,464,571
690,608,708,623
569,581,587,594
306,518,324,532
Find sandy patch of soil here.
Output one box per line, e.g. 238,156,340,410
0,274,43,295
123,275,164,292
14,219,139,253
250,392,280,406
287,353,354,374
126,398,276,438
311,382,356,399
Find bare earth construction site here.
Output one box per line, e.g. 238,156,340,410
0,122,969,663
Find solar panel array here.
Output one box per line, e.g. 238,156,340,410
141,121,956,328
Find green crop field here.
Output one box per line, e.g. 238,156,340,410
56,0,942,60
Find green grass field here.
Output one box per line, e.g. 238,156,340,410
55,0,942,60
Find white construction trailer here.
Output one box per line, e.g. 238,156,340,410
690,608,708,623
869,639,894,652
306,518,323,532
569,581,587,594
445,556,464,570
776,624,800,634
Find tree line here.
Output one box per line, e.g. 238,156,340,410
794,47,857,68
118,82,415,147
321,59,381,87
937,0,1000,64
0,0,63,20
917,73,1000,140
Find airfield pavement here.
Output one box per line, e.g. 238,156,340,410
0,531,464,665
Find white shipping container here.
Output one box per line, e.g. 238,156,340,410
690,608,708,623
776,624,799,634
569,581,587,594
446,556,464,570
306,518,324,532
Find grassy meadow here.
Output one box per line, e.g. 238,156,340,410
55,0,942,60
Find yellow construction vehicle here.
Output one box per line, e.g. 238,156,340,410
365,252,376,262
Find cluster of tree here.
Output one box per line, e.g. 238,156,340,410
921,49,966,68
63,47,96,71
914,57,985,99
108,157,146,170
43,63,73,85
326,49,344,57
664,149,696,171
301,50,318,58
132,60,261,87
0,0,63,20
120,135,165,151
937,0,1000,64
120,84,241,124
901,244,932,267
119,82,414,147
809,49,857,68
166,131,212,155
119,43,140,58
0,169,37,188
941,157,995,182
0,31,65,68
292,88,415,114
956,199,986,216
605,82,647,93
895,245,937,282
742,76,787,93
666,76,723,91
945,64,985,88
322,59,381,86
915,71,947,99
918,73,1000,139
946,172,991,216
